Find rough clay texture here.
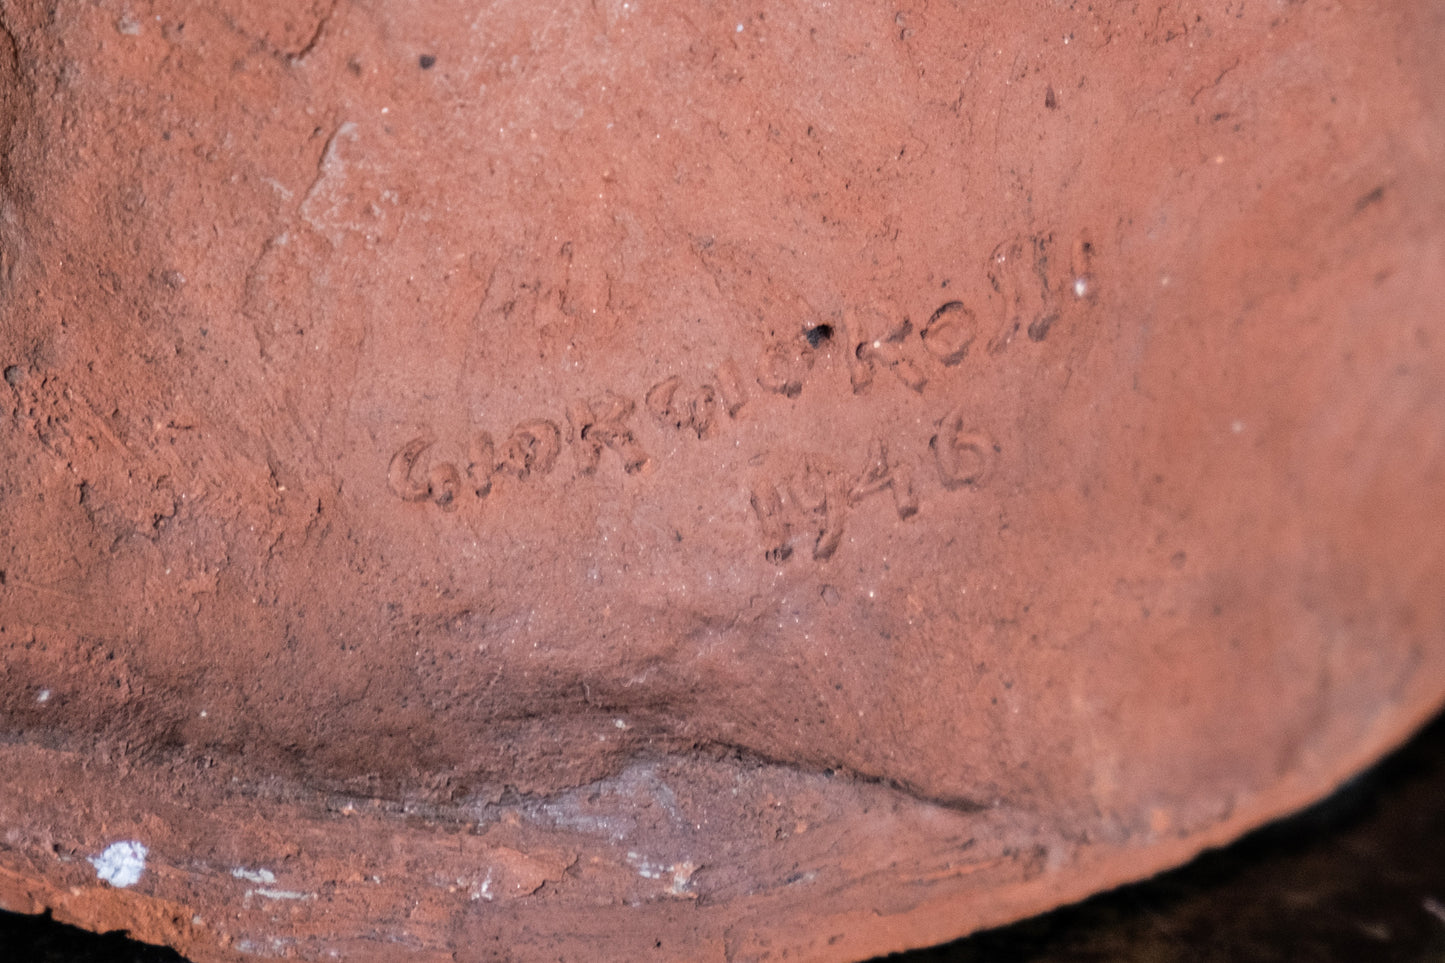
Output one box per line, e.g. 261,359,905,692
0,0,1442,960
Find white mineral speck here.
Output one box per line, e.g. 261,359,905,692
90,841,148,888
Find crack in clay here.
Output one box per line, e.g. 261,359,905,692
298,120,358,243
290,0,341,63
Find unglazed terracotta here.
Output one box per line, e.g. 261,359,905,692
1,1,1443,960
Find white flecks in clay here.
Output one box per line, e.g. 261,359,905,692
234,866,311,901
469,870,495,902
626,852,700,897
89,840,147,888
251,888,311,901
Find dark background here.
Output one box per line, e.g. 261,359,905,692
5,710,1445,962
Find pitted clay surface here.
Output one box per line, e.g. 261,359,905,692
1,1,1443,960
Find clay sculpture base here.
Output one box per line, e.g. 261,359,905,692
1,0,1443,960
12,708,1445,963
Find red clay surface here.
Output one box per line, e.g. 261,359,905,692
1,0,1443,959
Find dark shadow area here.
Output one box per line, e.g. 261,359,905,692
0,907,186,961
883,709,1445,962
4,710,1444,961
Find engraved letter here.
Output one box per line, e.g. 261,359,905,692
715,358,747,417
849,438,919,519
499,420,562,479
466,432,495,498
987,235,1057,352
756,341,812,398
930,409,994,490
920,301,976,366
789,458,846,561
388,437,435,502
429,461,462,512
688,383,720,439
749,479,793,564
568,395,651,475
847,304,926,393
644,376,687,431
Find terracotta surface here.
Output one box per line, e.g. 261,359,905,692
0,0,1442,960
11,707,1445,962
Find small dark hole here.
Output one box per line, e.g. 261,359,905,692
765,545,793,564
804,324,833,348
418,54,437,70
3,365,22,386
